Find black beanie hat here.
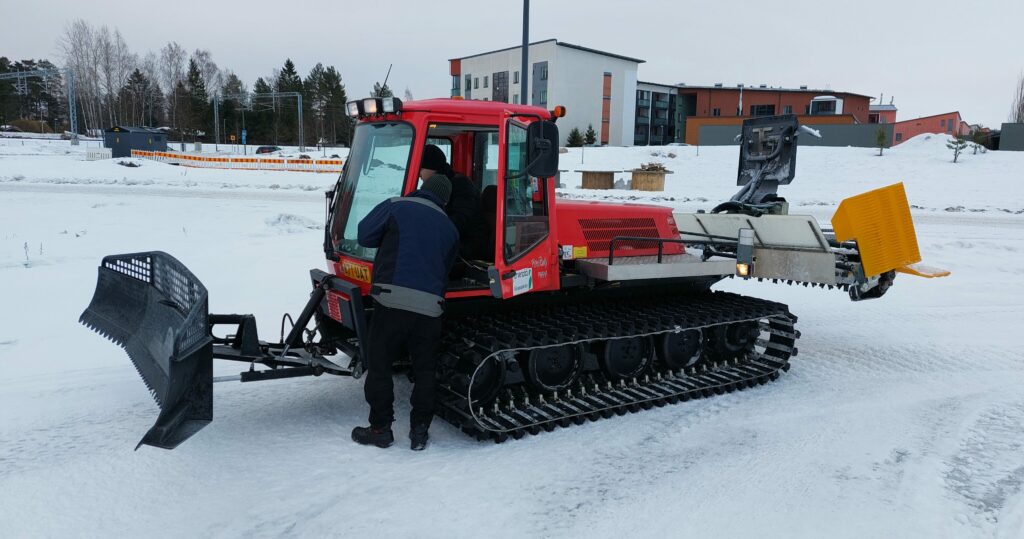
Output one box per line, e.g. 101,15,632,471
421,174,452,206
421,144,449,172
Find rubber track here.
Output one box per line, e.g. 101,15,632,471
436,291,799,442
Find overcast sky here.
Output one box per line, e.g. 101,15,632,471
3,0,1021,127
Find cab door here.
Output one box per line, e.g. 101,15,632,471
493,119,559,298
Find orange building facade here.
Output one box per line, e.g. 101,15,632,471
892,112,967,144
674,85,873,145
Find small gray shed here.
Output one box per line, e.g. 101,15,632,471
103,126,167,158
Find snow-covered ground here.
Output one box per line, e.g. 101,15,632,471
1,136,1022,538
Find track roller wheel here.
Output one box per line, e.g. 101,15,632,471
449,352,506,405
597,336,654,380
520,345,584,393
656,329,705,370
705,321,759,362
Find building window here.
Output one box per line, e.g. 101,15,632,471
895,133,903,142
483,75,488,88
750,104,776,117
492,71,508,102
474,77,479,89
452,76,460,91
513,71,519,84
513,94,519,104
736,108,742,116
869,113,879,123
784,105,793,115
539,90,547,105
465,75,471,98
540,66,548,80
712,108,721,117
805,105,810,114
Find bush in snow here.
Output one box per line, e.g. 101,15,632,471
566,127,584,147
876,127,887,156
584,124,597,145
946,134,968,163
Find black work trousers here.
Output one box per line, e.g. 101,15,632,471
364,304,442,429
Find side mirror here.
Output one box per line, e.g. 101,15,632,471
526,121,559,178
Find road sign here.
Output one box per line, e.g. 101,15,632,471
241,129,247,145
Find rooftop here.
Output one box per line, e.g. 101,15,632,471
870,104,898,111
451,39,645,64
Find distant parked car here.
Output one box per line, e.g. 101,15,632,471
256,146,282,154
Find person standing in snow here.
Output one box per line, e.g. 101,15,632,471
352,174,459,451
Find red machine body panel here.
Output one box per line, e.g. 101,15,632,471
553,200,683,260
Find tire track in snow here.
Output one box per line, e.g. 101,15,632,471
943,400,1024,533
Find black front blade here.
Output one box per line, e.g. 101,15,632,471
79,252,214,449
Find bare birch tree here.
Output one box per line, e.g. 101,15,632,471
1011,71,1024,123
159,42,186,131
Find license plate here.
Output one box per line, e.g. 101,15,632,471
341,260,371,283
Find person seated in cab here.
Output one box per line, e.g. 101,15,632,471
419,144,488,261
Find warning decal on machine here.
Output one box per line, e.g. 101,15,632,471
511,268,533,296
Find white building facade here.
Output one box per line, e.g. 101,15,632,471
449,39,642,146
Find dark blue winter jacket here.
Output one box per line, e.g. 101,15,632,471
357,190,460,317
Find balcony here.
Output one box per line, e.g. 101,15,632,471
654,99,669,109
636,116,650,125
636,99,651,107
653,117,668,126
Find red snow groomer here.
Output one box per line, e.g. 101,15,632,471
81,98,947,449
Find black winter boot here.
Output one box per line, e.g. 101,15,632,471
410,424,429,451
352,425,394,448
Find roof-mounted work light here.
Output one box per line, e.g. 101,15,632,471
345,101,361,117
362,98,379,115
381,97,403,114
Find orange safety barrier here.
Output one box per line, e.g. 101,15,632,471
131,149,343,173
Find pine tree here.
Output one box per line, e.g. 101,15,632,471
0,57,13,126
184,59,209,140
373,82,393,97
276,59,303,144
971,129,986,154
251,77,274,144
567,127,584,147
584,124,597,145
946,133,967,163
321,66,351,145
875,127,887,156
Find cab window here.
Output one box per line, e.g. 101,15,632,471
503,121,548,262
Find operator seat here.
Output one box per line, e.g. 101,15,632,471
481,185,498,260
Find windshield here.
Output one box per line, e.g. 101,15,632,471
329,122,414,259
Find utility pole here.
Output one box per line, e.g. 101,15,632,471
522,0,529,106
